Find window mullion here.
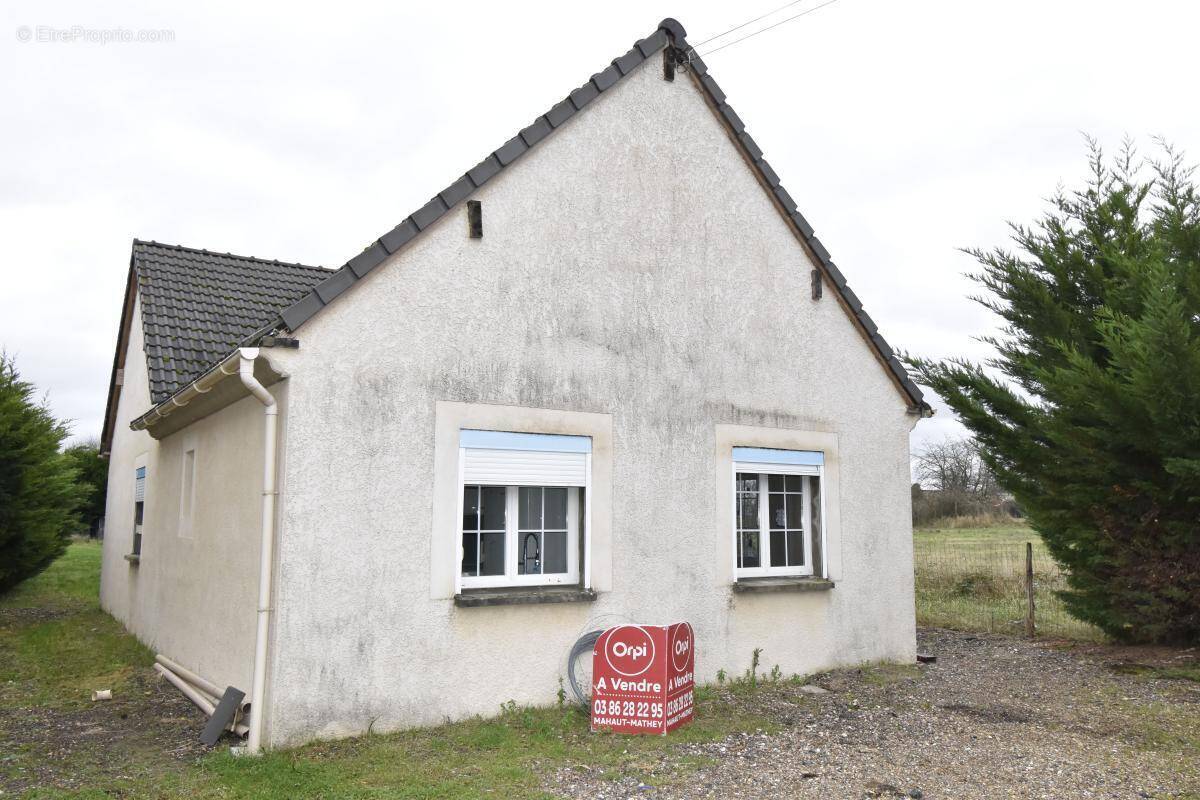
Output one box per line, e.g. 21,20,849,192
539,488,547,575
478,486,485,578
506,486,518,580
758,473,770,568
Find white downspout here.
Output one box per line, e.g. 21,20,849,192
238,347,278,754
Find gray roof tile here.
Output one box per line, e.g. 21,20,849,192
347,241,388,276
380,219,419,255
613,47,644,75
591,65,620,91
439,176,474,209
569,82,600,110
546,99,576,128
412,196,449,230
132,240,330,404
314,267,355,304
467,154,502,187
495,134,528,166
520,117,553,147
635,30,667,57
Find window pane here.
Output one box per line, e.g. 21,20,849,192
738,492,759,530
481,486,506,530
739,531,760,568
770,530,787,567
480,532,505,575
462,486,479,531
786,492,804,529
134,501,144,525
544,488,567,529
518,531,541,575
543,531,567,573
785,474,803,493
769,492,787,530
519,487,541,529
736,473,758,493
787,530,806,566
768,474,785,492
461,531,478,576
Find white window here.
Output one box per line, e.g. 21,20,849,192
179,448,196,538
733,447,825,579
458,430,590,589
132,466,146,556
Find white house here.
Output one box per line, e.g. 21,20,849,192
99,18,930,751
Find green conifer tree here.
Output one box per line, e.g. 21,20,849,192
907,142,1200,643
0,354,83,593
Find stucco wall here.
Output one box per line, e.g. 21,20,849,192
265,55,918,746
100,295,271,693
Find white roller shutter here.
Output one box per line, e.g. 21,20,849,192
134,467,146,501
462,448,586,486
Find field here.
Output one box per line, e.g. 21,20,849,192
914,522,1105,641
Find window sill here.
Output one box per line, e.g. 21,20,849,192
732,576,834,594
454,586,597,608
124,554,141,565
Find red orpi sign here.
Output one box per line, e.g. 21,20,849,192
591,622,694,734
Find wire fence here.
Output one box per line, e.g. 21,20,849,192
914,532,1105,642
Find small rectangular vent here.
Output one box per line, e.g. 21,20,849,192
811,269,823,301
467,200,483,239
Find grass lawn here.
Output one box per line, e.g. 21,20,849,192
1,542,797,799
914,522,1105,642
0,541,153,709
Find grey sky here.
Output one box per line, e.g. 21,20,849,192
2,0,1197,450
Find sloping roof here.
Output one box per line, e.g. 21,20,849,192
272,18,928,412
132,240,331,403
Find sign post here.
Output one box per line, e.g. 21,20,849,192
590,622,694,735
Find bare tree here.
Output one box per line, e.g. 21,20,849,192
912,436,1003,522
913,436,997,494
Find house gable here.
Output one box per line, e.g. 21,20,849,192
273,18,927,413
263,36,924,743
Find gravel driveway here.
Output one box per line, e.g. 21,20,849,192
548,629,1200,799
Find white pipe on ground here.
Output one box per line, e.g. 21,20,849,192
155,663,216,715
155,652,251,739
154,654,251,714
238,348,278,755
155,654,221,700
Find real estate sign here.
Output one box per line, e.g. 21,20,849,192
591,623,694,735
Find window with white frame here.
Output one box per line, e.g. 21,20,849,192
458,430,590,589
132,466,146,556
733,447,825,579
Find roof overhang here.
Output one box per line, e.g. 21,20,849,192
129,348,285,440
99,256,139,457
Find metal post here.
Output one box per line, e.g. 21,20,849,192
1024,542,1035,638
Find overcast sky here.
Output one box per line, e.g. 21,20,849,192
2,0,1197,452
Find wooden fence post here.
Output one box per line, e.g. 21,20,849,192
1024,542,1035,638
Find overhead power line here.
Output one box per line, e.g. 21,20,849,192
692,0,811,48
698,0,844,57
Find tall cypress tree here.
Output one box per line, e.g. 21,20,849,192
907,143,1200,643
0,354,83,593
